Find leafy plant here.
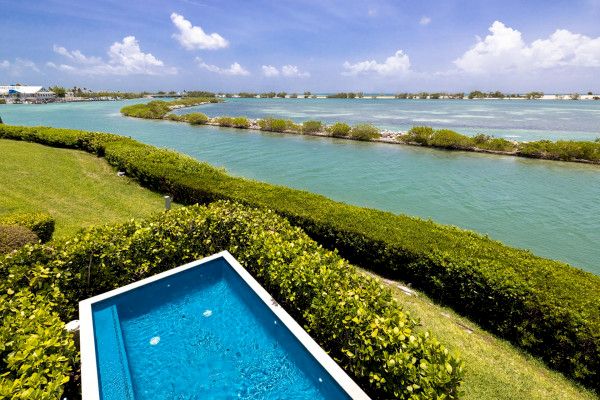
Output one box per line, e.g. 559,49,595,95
349,124,380,141
183,112,209,125
328,122,351,137
302,120,323,133
0,212,54,242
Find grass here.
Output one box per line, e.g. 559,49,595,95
0,139,169,238
362,269,598,400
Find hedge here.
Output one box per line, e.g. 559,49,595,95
0,202,464,399
0,212,54,242
0,225,38,254
1,124,599,390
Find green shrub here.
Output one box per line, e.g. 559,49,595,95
1,124,599,390
258,118,288,132
401,126,434,144
472,134,516,152
121,100,171,119
428,129,474,149
165,113,183,121
231,116,250,128
0,202,463,399
214,116,234,127
328,122,351,137
0,212,54,242
121,98,220,119
518,140,600,162
0,225,38,254
285,120,302,133
302,120,323,133
350,124,380,141
183,113,209,125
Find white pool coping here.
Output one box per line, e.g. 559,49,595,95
79,251,371,400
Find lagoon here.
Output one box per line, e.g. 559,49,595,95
1,99,599,274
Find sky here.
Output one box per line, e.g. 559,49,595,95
1,0,600,92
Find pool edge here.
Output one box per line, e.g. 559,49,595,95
79,251,371,400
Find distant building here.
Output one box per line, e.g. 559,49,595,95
0,85,57,103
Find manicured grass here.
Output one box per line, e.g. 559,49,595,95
363,269,597,400
0,139,167,238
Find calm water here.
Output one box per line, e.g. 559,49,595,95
178,98,600,141
93,257,350,399
1,100,599,273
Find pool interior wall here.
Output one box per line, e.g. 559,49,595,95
89,255,356,399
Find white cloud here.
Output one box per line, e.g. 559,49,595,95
53,45,101,64
261,64,310,78
0,58,40,76
281,65,310,77
419,16,431,26
48,36,177,75
455,21,600,73
261,65,279,77
171,13,228,50
195,58,249,75
342,50,411,76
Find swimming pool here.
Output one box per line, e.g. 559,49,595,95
79,251,369,399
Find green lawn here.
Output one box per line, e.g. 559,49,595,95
363,269,597,400
0,139,168,238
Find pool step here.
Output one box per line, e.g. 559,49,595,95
93,305,135,400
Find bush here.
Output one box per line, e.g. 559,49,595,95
165,113,183,121
214,116,234,127
258,118,288,132
0,225,38,254
231,116,250,128
518,140,600,162
401,126,434,145
0,212,54,242
183,112,209,125
328,122,351,137
1,124,599,390
472,134,516,152
121,100,171,119
285,120,302,133
350,124,380,141
428,129,473,149
302,120,323,133
0,202,463,399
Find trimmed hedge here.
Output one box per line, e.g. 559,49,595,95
0,225,38,254
0,202,463,399
1,125,599,390
0,212,54,242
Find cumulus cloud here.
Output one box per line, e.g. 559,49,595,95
261,65,279,77
455,21,600,73
48,36,177,75
262,64,310,77
261,64,310,77
419,16,431,26
53,45,101,64
195,58,249,75
171,13,228,50
342,50,411,76
281,65,310,77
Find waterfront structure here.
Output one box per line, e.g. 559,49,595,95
0,85,56,103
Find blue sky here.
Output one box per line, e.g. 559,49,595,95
1,0,600,92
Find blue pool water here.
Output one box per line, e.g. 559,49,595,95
92,257,351,399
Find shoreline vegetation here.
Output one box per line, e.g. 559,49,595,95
1,124,598,392
121,98,600,165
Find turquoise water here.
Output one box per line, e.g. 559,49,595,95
177,98,600,141
1,100,599,273
92,257,351,399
